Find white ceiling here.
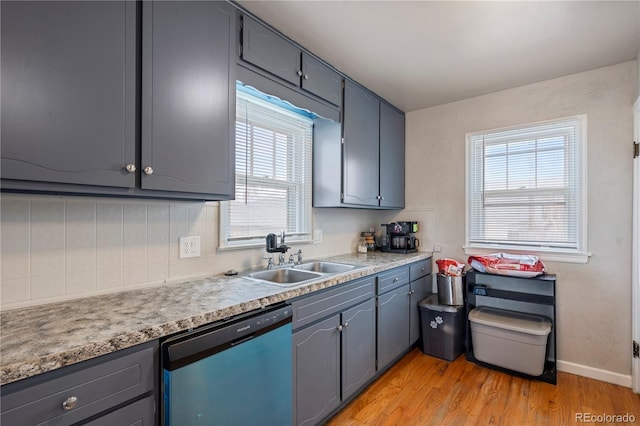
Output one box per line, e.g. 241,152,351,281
237,1,640,112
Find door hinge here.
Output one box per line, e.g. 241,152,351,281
633,340,639,358
634,141,639,159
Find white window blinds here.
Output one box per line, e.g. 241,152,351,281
466,115,587,259
220,90,313,248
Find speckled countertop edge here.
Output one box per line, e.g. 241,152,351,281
0,252,432,385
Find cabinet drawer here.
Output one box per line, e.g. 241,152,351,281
84,395,156,426
292,276,375,330
1,343,155,426
409,260,432,281
377,266,410,294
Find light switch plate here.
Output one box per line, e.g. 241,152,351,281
179,236,201,258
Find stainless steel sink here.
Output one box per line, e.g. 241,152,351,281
244,260,358,287
247,268,323,285
294,261,357,274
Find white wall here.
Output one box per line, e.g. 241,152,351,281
0,195,385,310
406,61,637,377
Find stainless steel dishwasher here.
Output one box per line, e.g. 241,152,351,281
161,304,292,425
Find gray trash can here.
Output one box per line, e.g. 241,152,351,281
419,295,465,361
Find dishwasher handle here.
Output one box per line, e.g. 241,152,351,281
162,305,292,371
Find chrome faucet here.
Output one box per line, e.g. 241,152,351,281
262,255,274,269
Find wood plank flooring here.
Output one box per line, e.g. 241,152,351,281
326,348,640,425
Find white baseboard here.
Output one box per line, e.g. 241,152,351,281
557,360,632,388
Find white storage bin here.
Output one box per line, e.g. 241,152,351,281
469,306,552,376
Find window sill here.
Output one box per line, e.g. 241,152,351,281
463,245,591,264
218,239,315,252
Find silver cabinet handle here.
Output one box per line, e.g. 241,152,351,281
343,322,349,328
408,289,415,295
297,70,303,77
62,396,78,411
337,325,343,332
124,164,136,173
143,166,154,175
303,74,309,80
393,277,399,283
421,267,425,272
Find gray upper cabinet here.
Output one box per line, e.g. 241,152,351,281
1,1,137,188
301,53,342,107
240,15,342,107
342,80,380,206
241,14,301,86
379,102,406,209
141,1,235,197
313,80,405,209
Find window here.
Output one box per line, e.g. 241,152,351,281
465,115,588,262
219,87,313,249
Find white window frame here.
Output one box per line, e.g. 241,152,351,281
219,89,313,250
464,115,590,263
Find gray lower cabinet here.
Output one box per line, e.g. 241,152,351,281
239,14,342,107
377,261,433,370
292,276,375,426
377,282,411,370
1,1,137,189
0,341,157,426
341,299,376,400
409,260,434,345
293,314,341,426
141,1,235,197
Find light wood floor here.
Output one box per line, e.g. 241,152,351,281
326,348,640,425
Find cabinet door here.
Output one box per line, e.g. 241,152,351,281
293,315,341,426
379,102,406,208
1,1,136,188
410,275,432,345
341,299,376,401
377,284,411,371
301,53,342,106
141,1,235,197
342,80,380,206
241,15,301,86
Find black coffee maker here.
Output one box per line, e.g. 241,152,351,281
380,221,420,253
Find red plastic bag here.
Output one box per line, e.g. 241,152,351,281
435,258,465,276
468,253,546,278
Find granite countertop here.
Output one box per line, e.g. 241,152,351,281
0,251,432,385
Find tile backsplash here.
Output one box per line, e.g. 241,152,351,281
1,194,389,310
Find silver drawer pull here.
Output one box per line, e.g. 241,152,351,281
62,396,78,411
393,277,399,282
421,268,425,272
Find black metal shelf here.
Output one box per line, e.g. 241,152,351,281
465,270,557,385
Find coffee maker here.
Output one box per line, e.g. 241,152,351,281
380,221,420,253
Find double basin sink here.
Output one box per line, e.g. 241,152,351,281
244,261,358,287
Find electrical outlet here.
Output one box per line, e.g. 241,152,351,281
179,236,201,258
433,244,443,253
314,229,323,244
